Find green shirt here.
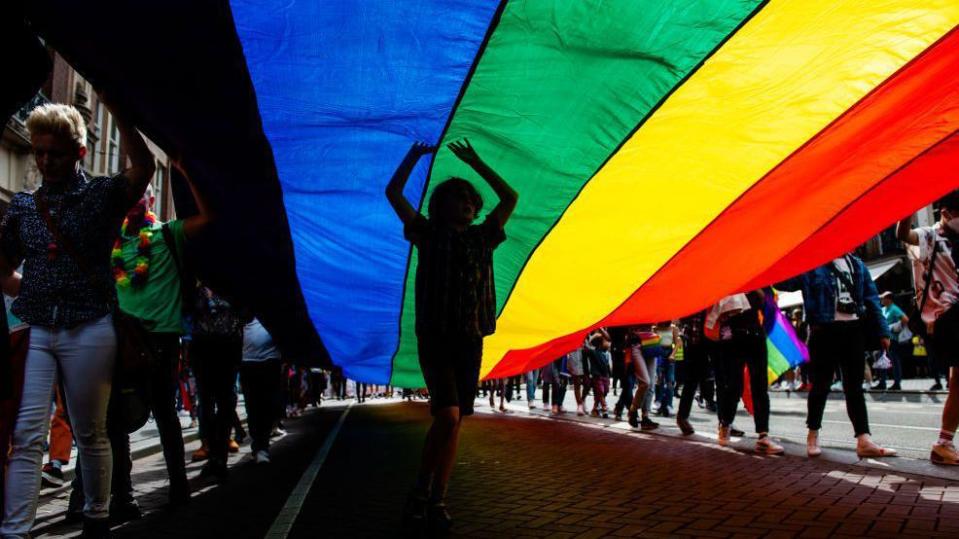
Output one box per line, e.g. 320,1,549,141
116,219,187,334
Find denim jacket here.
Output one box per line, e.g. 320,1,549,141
776,256,890,340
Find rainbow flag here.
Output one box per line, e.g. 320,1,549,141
26,1,959,385
762,293,809,384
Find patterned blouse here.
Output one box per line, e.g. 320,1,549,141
0,171,129,328
405,215,506,339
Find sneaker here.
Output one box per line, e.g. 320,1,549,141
889,383,902,391
718,425,731,447
807,430,822,457
831,381,844,391
677,418,695,436
871,382,887,391
191,442,209,462
109,497,142,524
756,437,785,455
403,491,429,533
730,427,745,438
271,425,287,438
640,417,659,431
199,460,229,482
695,395,705,409
254,449,271,465
602,411,610,419
228,439,240,453
931,442,959,465
428,501,453,534
627,410,639,429
705,401,718,413
528,402,537,410
931,383,944,391
41,462,65,488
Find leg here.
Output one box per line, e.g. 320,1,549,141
837,326,869,437
678,344,707,420
642,356,657,417
628,356,652,416
746,335,770,434
148,335,188,497
58,316,117,522
716,340,744,427
806,327,836,432
1,329,57,537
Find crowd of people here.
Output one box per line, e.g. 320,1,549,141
0,99,957,539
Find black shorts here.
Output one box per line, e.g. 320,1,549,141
932,306,959,367
417,335,483,416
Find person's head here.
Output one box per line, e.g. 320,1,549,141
126,183,156,222
428,177,483,227
26,104,87,184
879,291,894,307
938,190,959,232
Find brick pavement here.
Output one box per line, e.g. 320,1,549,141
294,402,959,538
28,400,959,537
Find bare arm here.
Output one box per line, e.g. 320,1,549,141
101,92,155,207
175,161,214,240
386,142,435,225
897,215,919,246
448,139,518,228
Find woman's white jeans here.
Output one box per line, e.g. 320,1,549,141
1,315,116,538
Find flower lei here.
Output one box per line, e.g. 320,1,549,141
112,211,158,288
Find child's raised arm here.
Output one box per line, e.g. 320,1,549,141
386,142,435,225
448,139,518,229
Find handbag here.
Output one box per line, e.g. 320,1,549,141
35,192,153,433
908,240,940,339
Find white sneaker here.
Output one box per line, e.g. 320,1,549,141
254,450,271,465
807,430,822,457
718,425,731,447
756,437,785,455
528,402,536,410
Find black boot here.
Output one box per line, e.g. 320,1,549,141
428,501,453,535
109,495,142,524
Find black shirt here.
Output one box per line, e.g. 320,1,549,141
405,214,506,338
0,171,129,328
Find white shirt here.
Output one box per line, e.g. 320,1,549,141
832,257,859,322
907,224,959,330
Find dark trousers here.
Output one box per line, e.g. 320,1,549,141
715,333,770,433
241,359,282,453
678,343,709,420
75,334,188,505
614,372,635,415
807,321,870,436
192,335,242,464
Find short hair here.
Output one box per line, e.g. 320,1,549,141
427,177,483,219
25,103,87,150
937,190,959,213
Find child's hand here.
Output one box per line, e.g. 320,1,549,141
409,141,436,156
447,138,482,167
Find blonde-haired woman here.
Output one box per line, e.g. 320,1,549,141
0,98,154,538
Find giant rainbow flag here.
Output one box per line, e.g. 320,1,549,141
10,1,959,386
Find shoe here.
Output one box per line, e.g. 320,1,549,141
81,516,111,538
627,410,639,429
403,491,429,533
41,461,65,488
705,401,717,413
602,411,610,419
931,442,959,465
551,405,559,414
590,409,599,417
807,430,822,457
718,425,731,447
499,405,507,413
831,381,844,391
889,383,902,391
614,413,622,422
201,460,230,482
640,418,659,431
797,383,811,392
730,427,745,438
271,425,287,438
168,481,191,508
191,442,209,462
871,382,887,391
661,408,672,418
254,449,271,465
109,497,142,524
528,402,537,410
228,439,240,453
695,395,705,409
856,441,897,458
756,437,785,455
931,383,944,391
428,501,454,534
677,418,695,436
234,429,248,444
576,404,586,416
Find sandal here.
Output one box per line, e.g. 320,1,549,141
857,446,898,458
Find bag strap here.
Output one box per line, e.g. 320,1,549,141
829,255,861,304
917,239,941,316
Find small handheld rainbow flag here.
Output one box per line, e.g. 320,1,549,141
762,292,809,383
